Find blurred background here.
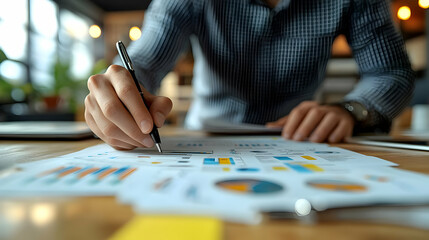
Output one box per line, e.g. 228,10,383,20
0,0,428,128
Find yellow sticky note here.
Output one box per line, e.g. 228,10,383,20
109,215,223,240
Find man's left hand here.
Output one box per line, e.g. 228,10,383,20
266,101,355,143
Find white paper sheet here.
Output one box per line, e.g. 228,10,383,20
2,136,424,225
119,167,429,223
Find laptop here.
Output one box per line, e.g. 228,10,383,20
0,121,94,139
200,119,282,134
347,134,429,151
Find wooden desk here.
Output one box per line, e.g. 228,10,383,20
1,130,429,240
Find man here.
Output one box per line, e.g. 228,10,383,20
84,0,414,150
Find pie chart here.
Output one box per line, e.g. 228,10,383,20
215,178,284,194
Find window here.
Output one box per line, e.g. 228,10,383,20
0,0,101,109
0,0,28,90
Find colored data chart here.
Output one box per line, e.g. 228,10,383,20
204,158,235,165
234,143,277,148
285,163,324,173
257,155,318,163
137,155,193,167
216,179,284,194
364,175,389,182
307,179,367,192
203,157,245,167
25,165,137,186
77,153,195,167
236,168,260,172
273,156,293,161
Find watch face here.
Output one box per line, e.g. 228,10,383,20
344,102,368,122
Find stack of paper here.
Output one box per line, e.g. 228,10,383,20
1,136,429,224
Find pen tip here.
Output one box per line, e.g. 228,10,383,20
156,143,163,153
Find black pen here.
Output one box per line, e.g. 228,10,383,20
116,41,163,153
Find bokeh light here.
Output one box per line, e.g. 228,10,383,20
397,6,411,21
89,24,101,38
30,203,56,227
419,0,429,9
129,26,141,41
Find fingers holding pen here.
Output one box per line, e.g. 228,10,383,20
84,96,140,150
106,65,155,134
106,65,173,129
85,62,170,151
87,71,153,147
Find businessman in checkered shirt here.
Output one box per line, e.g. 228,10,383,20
84,0,414,150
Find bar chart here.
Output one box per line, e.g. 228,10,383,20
25,165,137,186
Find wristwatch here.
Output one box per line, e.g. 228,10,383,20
334,101,390,133
338,101,369,123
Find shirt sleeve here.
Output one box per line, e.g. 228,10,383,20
124,0,193,93
343,0,415,131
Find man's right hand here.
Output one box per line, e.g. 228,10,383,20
84,65,173,150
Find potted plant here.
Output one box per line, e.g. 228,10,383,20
0,48,32,104
33,57,108,113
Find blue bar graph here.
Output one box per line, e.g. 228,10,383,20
285,163,312,173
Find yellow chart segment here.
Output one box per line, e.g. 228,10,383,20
307,180,367,192
219,158,231,164
218,183,249,192
301,164,323,172
272,166,288,171
301,156,316,160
